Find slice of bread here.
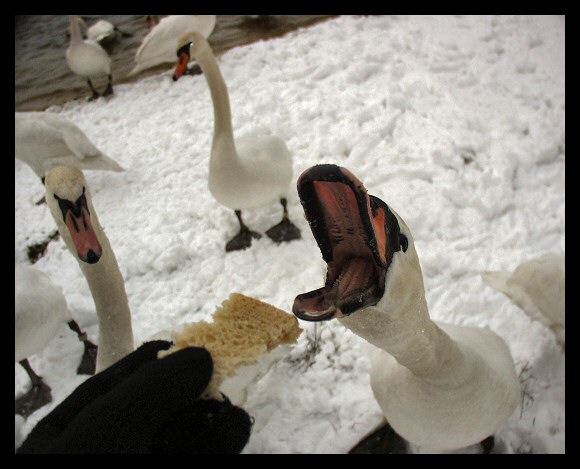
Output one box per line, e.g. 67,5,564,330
158,293,302,399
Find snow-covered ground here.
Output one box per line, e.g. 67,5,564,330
15,15,564,453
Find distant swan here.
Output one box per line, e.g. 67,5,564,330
129,15,216,76
44,166,134,372
66,15,114,100
173,31,301,251
293,164,520,453
15,264,97,418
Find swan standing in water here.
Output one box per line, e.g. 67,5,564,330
15,264,97,417
66,15,114,101
173,31,301,251
44,166,134,373
129,15,216,76
293,164,520,453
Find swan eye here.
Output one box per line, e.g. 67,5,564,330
399,234,408,252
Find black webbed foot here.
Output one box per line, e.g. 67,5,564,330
15,374,52,419
225,227,262,252
67,320,98,375
77,340,98,375
349,421,408,454
102,75,114,98
266,217,301,244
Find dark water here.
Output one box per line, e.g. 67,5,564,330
15,15,336,111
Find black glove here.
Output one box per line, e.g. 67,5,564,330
16,340,252,454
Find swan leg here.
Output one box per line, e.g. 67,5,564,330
87,79,100,101
349,420,409,454
265,198,302,244
15,359,53,418
225,210,262,252
102,74,114,98
67,320,98,375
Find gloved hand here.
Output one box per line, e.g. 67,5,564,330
16,340,252,454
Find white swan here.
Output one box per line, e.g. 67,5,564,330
293,164,520,453
173,31,301,251
44,166,134,373
15,112,124,182
482,252,565,348
15,264,97,417
66,15,114,100
129,15,216,76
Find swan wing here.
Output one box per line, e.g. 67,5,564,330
132,15,216,74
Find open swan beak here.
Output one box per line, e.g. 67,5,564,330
293,164,403,321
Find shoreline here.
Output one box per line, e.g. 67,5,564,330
15,15,337,112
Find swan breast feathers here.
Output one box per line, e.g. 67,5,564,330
15,265,69,362
209,135,294,210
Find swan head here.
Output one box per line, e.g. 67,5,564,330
293,164,416,321
172,31,210,81
44,166,103,265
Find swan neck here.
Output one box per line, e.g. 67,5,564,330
195,47,236,154
69,16,84,44
64,207,134,372
339,292,465,379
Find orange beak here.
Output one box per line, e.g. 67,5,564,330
64,205,103,264
173,51,190,81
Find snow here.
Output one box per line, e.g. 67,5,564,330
15,15,564,453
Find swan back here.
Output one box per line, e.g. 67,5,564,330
15,112,124,178
131,15,216,75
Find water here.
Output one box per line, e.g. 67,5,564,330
15,15,336,111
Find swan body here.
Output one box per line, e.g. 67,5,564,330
15,264,67,417
130,15,216,76
15,264,97,416
15,264,68,364
174,31,300,251
44,166,134,372
293,164,520,452
482,253,565,348
66,15,113,100
15,112,124,180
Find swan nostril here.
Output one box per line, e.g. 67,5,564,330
85,250,101,264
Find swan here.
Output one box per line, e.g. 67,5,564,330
173,31,301,251
292,164,520,453
482,252,565,348
66,15,114,100
15,112,124,182
15,264,98,417
129,15,216,76
44,166,135,373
